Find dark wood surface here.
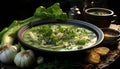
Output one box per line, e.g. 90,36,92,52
0,24,120,69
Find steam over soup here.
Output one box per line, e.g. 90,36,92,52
23,24,97,51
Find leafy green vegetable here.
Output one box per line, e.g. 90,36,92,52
34,3,67,21
0,17,37,46
0,27,8,41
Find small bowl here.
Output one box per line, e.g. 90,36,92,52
84,8,117,28
100,28,120,46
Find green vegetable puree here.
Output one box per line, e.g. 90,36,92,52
23,24,97,51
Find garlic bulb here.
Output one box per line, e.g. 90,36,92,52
14,50,35,68
0,45,17,63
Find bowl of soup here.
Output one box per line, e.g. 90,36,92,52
84,8,117,28
17,19,104,58
100,28,120,46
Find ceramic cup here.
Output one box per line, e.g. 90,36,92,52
83,8,117,28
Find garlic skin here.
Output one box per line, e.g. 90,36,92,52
14,50,35,68
0,45,17,63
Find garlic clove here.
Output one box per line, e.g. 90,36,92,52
0,45,17,63
14,50,35,68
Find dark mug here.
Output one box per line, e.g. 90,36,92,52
83,8,117,28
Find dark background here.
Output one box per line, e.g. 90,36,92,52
0,0,119,30
0,0,120,68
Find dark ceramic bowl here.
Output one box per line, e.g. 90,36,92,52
100,28,120,46
84,8,117,28
17,19,104,58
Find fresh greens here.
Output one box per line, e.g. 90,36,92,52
0,27,8,41
0,17,36,46
34,3,67,21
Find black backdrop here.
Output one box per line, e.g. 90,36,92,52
0,0,119,28
0,0,120,68
0,0,71,30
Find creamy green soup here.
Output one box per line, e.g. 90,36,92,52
23,24,97,51
88,11,109,16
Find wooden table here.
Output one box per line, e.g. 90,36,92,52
94,24,120,69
